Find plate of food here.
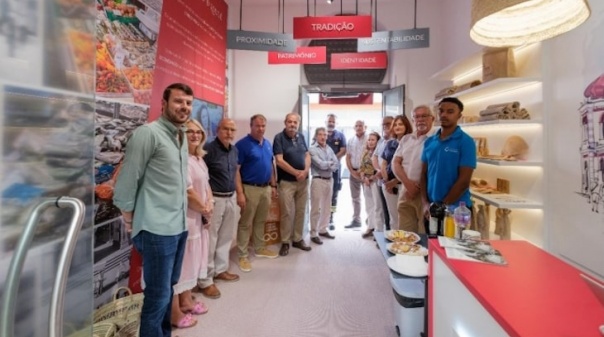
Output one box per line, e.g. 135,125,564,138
387,242,428,256
385,230,421,244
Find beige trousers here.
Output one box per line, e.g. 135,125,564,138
398,193,425,234
237,184,271,257
278,179,309,243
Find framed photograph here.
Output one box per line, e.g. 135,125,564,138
192,98,224,142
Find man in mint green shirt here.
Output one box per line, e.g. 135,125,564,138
114,83,192,337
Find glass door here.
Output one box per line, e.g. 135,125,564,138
0,0,96,336
382,84,406,117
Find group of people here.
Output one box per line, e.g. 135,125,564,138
112,82,476,337
340,97,476,238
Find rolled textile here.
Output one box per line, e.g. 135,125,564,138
480,104,514,116
485,101,520,110
479,114,500,122
478,110,499,118
513,108,531,120
479,108,499,117
500,107,513,116
457,80,482,92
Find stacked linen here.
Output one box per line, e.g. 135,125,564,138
478,101,531,121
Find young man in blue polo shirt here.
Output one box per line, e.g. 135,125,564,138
420,97,476,214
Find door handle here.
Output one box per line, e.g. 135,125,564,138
0,196,86,337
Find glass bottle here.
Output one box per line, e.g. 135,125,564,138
444,206,456,238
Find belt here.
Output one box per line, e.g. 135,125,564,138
213,191,234,197
243,182,270,187
313,176,331,180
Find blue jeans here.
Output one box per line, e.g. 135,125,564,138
132,230,188,337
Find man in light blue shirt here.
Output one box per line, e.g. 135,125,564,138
114,83,192,337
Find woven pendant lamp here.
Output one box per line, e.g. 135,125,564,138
470,0,591,47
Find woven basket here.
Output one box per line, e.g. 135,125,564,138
116,320,140,337
66,322,118,337
93,287,144,329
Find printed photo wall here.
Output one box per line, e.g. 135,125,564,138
149,0,228,120
93,0,228,308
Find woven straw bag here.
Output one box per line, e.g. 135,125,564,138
116,320,140,337
66,322,118,337
93,287,144,329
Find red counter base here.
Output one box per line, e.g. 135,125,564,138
428,239,604,337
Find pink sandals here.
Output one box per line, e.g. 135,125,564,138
189,301,209,315
173,313,197,329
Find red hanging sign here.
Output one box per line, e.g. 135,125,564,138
268,46,327,65
330,52,388,70
293,16,372,39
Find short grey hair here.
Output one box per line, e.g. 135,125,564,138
412,105,433,117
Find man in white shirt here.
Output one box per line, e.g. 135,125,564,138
345,120,367,228
392,105,435,233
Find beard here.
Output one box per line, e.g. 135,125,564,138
164,107,190,125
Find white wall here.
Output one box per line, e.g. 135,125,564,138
543,1,604,277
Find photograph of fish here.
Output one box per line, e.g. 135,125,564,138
94,99,148,226
192,98,223,142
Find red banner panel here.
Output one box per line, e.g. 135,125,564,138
268,46,327,65
149,0,228,120
319,93,374,105
293,16,372,39
330,52,388,70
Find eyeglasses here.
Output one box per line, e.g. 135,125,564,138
413,114,432,119
185,130,203,135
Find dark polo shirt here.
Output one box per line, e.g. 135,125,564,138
326,129,346,157
273,130,308,182
203,138,238,193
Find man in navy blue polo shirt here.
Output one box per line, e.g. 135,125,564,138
274,112,312,256
235,114,279,272
195,118,242,299
420,97,476,213
325,114,347,230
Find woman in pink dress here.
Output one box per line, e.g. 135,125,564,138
171,119,213,329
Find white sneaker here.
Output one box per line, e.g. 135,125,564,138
255,248,278,259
